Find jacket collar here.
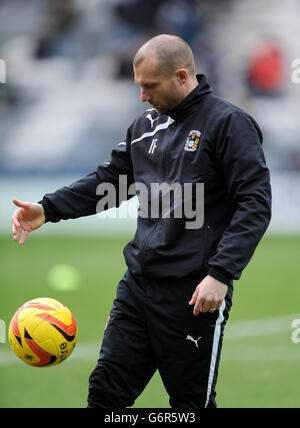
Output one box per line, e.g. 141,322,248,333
168,74,212,121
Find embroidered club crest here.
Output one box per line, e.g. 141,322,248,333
184,130,201,152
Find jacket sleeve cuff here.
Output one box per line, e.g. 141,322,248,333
38,199,61,223
207,266,233,286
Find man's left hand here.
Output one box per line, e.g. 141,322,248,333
189,275,228,315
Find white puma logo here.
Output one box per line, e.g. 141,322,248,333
186,335,202,348
146,113,159,128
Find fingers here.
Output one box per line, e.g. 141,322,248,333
188,291,197,306
189,277,228,316
189,291,202,316
12,213,21,231
19,230,30,246
12,199,30,245
12,198,28,208
12,225,30,245
12,224,21,243
193,296,220,315
189,288,205,315
194,297,218,315
199,294,220,314
12,211,22,242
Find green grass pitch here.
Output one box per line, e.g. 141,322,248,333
0,234,299,408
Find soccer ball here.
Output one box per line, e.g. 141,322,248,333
8,298,78,367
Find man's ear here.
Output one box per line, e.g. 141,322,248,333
176,68,188,84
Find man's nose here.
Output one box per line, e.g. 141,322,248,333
140,88,150,103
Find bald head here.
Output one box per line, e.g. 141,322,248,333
133,34,198,114
134,34,196,77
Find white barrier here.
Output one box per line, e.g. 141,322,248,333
269,173,300,233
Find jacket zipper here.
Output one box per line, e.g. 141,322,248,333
140,218,161,273
140,121,175,273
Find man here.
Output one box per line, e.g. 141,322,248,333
12,34,272,408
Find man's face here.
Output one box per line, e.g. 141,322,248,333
134,53,184,115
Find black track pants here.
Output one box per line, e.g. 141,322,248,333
88,270,231,408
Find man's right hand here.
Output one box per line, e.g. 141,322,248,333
12,199,46,245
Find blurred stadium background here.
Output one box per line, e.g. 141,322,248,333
1,0,300,408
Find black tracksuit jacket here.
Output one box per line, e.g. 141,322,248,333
40,75,272,288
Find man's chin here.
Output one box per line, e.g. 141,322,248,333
151,105,159,112
152,105,168,115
